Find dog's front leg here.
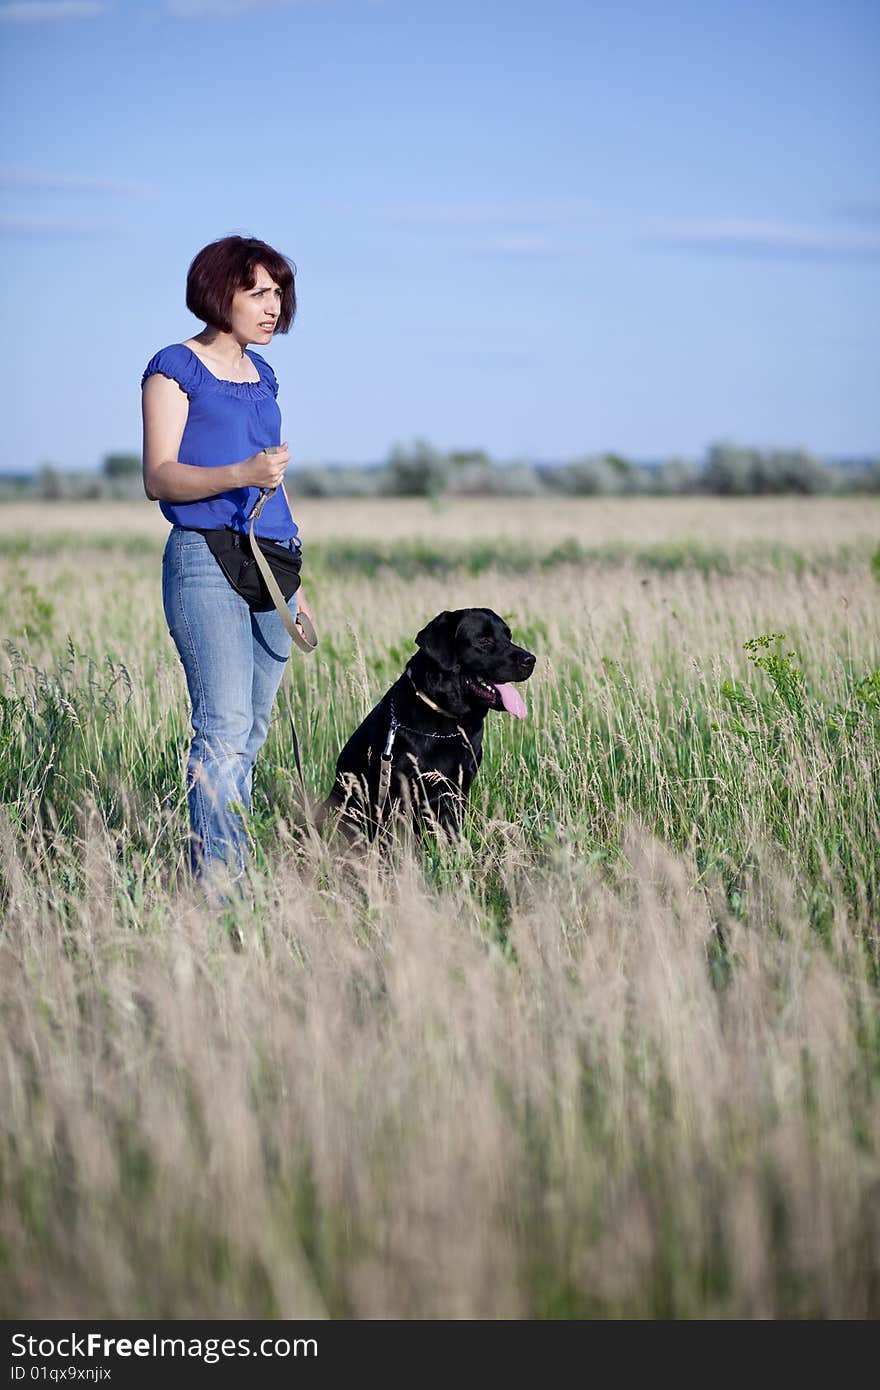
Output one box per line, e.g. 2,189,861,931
436,792,466,838
423,772,467,839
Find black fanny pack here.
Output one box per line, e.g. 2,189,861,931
198,527,303,611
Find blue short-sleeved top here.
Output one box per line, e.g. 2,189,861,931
141,342,298,541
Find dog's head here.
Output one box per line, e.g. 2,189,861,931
413,608,536,719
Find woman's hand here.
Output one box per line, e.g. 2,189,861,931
244,442,291,490
296,588,316,627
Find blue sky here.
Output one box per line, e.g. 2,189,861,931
1,0,878,472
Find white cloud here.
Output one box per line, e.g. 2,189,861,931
390,199,600,258
390,202,880,263
0,212,115,235
0,1,107,21
383,197,614,264
833,199,880,227
390,198,596,231
471,235,586,261
166,0,295,16
0,166,149,195
647,217,880,259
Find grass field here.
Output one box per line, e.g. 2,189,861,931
1,496,879,1318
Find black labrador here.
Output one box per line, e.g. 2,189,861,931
320,608,536,841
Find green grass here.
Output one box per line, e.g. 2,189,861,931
2,518,880,1318
0,529,875,578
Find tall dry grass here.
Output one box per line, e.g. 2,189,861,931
1,498,879,1318
3,822,878,1317
2,494,878,548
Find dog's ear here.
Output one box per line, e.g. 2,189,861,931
415,611,461,670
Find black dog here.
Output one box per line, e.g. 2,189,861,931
320,608,536,841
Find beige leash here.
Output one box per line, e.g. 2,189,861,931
247,483,317,652
247,483,317,796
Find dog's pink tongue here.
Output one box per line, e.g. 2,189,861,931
494,682,527,719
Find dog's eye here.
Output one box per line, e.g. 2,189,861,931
478,636,493,647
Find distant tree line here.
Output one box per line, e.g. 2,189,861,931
290,441,880,499
4,442,879,502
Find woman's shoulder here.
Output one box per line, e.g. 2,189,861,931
141,343,201,396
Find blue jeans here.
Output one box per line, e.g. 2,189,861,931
162,525,299,881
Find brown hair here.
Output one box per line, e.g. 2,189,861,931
186,235,297,333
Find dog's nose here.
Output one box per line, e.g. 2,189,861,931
519,650,536,672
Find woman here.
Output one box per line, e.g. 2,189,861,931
141,234,315,885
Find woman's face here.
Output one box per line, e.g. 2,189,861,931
228,264,283,344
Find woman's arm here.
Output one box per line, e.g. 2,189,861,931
141,373,290,502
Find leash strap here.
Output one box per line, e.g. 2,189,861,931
247,486,317,798
283,683,304,788
248,493,317,654
377,702,399,819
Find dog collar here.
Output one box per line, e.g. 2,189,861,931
405,666,459,720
